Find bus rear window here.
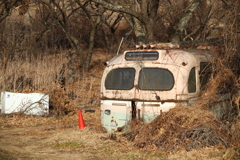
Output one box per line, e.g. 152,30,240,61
138,68,174,90
105,68,135,90
125,51,158,61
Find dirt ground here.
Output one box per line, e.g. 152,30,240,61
0,109,229,160
0,111,167,160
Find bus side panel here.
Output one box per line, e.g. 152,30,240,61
136,102,176,123
101,100,131,132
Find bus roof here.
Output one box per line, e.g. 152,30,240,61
107,48,213,67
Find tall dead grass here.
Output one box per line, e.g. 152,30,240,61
0,46,105,118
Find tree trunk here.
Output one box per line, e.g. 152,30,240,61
145,18,156,43
141,0,159,43
67,51,75,84
84,16,100,71
171,0,202,43
61,26,84,83
124,14,146,44
133,17,147,44
84,28,95,71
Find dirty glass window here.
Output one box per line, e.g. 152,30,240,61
125,51,159,61
200,62,212,90
105,68,135,90
188,67,196,93
138,68,174,90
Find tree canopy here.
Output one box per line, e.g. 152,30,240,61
0,0,239,74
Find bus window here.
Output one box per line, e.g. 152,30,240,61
105,68,135,90
138,68,174,90
125,51,159,61
188,67,196,93
200,62,212,90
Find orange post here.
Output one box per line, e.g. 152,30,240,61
78,110,85,129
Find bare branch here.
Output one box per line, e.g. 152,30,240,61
89,0,144,23
171,0,202,43
0,0,21,23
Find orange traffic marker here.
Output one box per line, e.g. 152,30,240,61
78,110,85,129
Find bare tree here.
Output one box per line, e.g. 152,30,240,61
89,0,160,44
101,11,122,53
75,1,104,71
37,0,83,83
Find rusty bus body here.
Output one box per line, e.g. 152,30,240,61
100,43,227,132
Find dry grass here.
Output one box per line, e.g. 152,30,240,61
0,47,239,159
0,110,170,159
0,110,231,160
122,105,231,152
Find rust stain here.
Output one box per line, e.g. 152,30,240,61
117,127,123,131
110,116,118,127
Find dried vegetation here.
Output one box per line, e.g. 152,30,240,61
0,1,239,159
121,66,239,159
122,105,231,152
121,47,239,158
122,23,240,160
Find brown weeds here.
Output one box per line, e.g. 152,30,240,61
122,105,231,152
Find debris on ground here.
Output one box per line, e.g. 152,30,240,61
122,105,231,152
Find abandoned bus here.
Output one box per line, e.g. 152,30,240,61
100,43,224,132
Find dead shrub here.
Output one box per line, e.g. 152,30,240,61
196,60,238,109
48,89,76,117
122,105,231,152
